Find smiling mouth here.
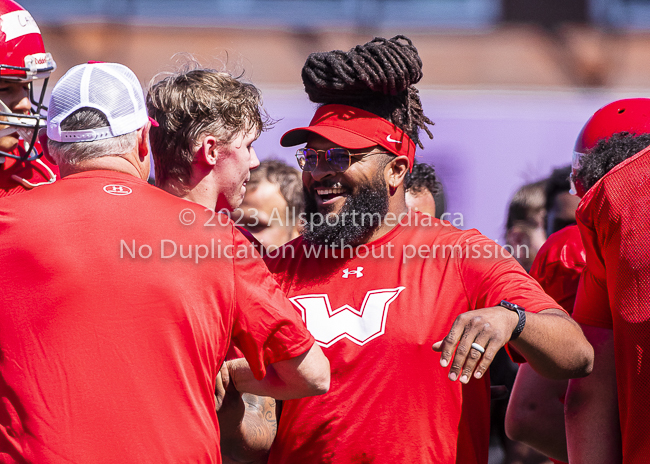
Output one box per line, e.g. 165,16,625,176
315,187,347,202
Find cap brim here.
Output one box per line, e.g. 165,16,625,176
280,126,377,149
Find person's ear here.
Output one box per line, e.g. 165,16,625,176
137,122,152,161
195,134,219,166
38,127,57,165
386,155,409,195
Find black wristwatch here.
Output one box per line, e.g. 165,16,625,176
499,300,526,340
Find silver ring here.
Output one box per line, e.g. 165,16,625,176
471,342,485,354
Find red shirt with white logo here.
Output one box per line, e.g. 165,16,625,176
0,170,313,464
573,145,650,464
265,212,559,464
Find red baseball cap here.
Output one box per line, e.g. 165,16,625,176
281,104,417,170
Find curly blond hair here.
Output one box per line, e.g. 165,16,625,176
147,65,269,187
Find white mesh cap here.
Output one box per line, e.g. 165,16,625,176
47,62,148,143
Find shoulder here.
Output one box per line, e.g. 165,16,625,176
394,211,481,247
529,226,585,312
264,235,305,272
262,235,307,290
393,214,501,261
532,225,585,272
235,226,265,253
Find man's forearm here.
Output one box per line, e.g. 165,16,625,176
433,306,593,385
510,308,594,379
505,363,569,461
229,343,330,400
565,325,621,464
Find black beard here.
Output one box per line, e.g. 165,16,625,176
302,172,390,247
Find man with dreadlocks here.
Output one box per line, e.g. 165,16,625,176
221,36,593,464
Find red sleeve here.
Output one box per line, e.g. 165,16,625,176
225,344,245,361
230,228,314,380
263,237,300,291
459,232,563,315
458,232,564,363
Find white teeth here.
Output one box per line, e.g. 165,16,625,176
316,187,345,196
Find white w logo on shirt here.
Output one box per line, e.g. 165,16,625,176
289,287,405,347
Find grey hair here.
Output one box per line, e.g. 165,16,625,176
47,108,139,165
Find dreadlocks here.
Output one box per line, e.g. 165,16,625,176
301,35,434,148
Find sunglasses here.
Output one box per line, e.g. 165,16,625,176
295,148,388,172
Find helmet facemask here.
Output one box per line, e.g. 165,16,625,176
0,53,55,162
0,0,56,163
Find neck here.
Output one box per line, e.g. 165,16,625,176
364,208,409,244
357,188,409,244
165,168,220,211
58,151,148,180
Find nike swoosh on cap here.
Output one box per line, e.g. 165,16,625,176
386,135,402,144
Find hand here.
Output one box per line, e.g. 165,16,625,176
216,360,242,412
432,306,519,384
215,362,232,411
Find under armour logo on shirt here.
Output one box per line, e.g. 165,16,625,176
103,184,133,196
342,267,364,279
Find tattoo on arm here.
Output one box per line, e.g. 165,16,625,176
265,398,278,437
239,394,278,453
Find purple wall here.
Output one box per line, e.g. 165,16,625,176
255,90,629,241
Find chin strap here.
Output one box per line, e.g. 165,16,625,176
10,157,56,189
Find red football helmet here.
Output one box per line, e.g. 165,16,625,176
572,98,650,197
0,0,56,162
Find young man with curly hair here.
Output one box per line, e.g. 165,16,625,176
146,66,332,463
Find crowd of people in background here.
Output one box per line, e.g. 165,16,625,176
0,1,648,463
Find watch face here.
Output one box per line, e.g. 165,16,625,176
500,300,525,312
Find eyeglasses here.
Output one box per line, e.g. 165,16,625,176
295,147,388,172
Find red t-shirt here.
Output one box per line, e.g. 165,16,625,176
529,224,585,315
264,212,560,464
0,144,58,198
572,145,650,464
529,224,585,464
0,170,314,464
